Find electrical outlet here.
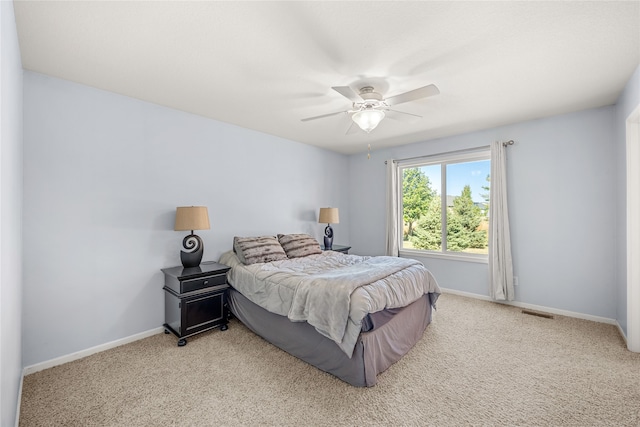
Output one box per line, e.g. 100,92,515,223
514,276,519,286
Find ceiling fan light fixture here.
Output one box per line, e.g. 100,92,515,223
352,109,385,133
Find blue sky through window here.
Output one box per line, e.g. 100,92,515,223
420,160,490,203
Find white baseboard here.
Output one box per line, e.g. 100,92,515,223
616,321,628,346
440,287,618,325
23,327,165,376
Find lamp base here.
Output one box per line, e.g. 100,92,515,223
180,233,204,268
324,236,333,250
324,224,334,250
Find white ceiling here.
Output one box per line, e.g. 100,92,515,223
13,1,640,155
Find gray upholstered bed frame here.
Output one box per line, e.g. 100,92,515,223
227,288,434,387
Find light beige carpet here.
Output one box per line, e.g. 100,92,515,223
19,294,640,426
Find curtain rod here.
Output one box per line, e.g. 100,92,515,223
384,140,514,165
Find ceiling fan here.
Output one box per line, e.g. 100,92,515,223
301,84,440,133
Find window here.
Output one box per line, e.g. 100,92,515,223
399,149,490,261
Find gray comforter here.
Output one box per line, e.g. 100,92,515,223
219,250,440,357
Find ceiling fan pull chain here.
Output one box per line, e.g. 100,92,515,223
367,144,371,160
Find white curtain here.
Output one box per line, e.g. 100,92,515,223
385,160,400,256
489,141,514,301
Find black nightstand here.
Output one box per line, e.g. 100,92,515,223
161,261,230,346
321,244,351,254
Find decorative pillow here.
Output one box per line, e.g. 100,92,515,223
233,236,288,265
277,233,322,258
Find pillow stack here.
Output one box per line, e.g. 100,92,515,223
232,233,323,265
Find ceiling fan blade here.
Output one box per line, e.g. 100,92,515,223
386,109,423,123
385,84,440,106
301,110,348,122
332,86,362,102
345,121,360,135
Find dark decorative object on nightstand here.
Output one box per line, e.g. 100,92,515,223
161,261,230,346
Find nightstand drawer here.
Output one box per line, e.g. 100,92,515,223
162,262,231,294
181,274,226,293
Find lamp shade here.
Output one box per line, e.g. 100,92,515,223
352,109,385,133
318,207,339,224
174,206,210,231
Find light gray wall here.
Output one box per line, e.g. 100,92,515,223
349,106,617,319
615,64,640,336
0,2,24,426
22,71,349,367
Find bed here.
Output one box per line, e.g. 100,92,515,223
219,234,441,387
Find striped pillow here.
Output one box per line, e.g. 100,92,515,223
277,234,322,259
233,236,288,265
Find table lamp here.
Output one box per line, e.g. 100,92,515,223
318,207,339,250
174,206,210,268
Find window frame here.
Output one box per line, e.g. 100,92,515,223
397,148,491,263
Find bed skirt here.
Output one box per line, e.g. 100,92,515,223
227,288,433,387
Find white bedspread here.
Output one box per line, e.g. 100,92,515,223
219,250,441,357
